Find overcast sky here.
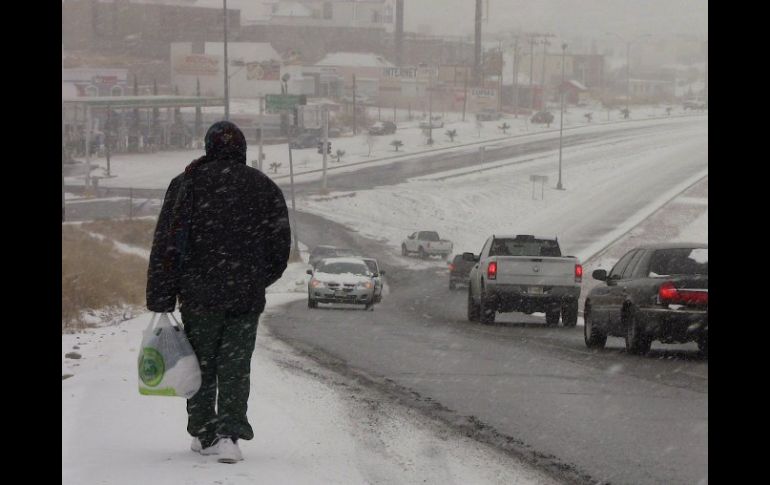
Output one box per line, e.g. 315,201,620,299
403,0,707,39
199,0,707,40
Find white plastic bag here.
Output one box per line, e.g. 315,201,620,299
138,313,201,398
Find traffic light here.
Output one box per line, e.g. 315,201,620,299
326,141,332,154
317,141,332,154
292,106,299,127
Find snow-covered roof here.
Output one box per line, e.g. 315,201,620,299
316,52,394,68
317,257,370,265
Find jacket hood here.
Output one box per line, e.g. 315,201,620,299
204,121,247,164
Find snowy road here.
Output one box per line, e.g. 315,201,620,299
266,118,708,484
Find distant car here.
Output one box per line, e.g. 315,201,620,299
419,117,444,129
289,132,321,149
583,243,708,356
476,109,501,121
307,257,376,310
448,254,475,290
360,257,385,303
683,99,706,110
309,245,355,268
368,121,397,136
402,231,453,259
530,111,554,124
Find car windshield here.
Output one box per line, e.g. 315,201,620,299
318,261,371,276
489,239,561,257
649,248,708,276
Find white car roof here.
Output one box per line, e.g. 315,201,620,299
318,257,369,265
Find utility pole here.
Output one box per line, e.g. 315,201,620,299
322,106,329,192
528,35,537,110
474,0,483,86
428,69,433,144
352,74,357,135
257,95,264,170
462,67,468,121
625,41,630,115
557,43,567,191
223,0,230,121
287,131,301,262
498,40,503,112
512,36,520,117
541,37,551,108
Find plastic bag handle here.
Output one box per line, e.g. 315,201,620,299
168,313,184,330
145,313,159,332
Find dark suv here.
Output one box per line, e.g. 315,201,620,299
289,132,321,149
583,243,708,356
368,121,397,135
448,254,475,290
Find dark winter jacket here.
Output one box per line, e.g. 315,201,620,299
146,121,291,315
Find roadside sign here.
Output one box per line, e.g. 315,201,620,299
530,175,549,200
265,94,307,112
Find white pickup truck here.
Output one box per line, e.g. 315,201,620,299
466,235,582,325
402,231,453,259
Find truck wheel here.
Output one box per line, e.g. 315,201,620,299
545,309,560,326
402,244,408,256
467,288,480,322
561,300,578,327
419,247,427,259
308,298,318,309
479,292,496,325
625,310,652,355
583,305,607,349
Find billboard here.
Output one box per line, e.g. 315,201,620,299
246,61,281,81
173,54,220,76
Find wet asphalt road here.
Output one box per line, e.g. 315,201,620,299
266,208,707,485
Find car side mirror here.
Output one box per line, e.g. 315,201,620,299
306,269,313,275
408,235,414,240
463,252,477,262
592,269,607,281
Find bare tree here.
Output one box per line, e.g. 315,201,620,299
390,140,403,152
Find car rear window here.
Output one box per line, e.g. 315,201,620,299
648,248,708,276
420,232,440,241
334,248,355,257
488,238,561,257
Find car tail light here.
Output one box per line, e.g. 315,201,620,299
310,279,321,288
658,281,708,306
487,261,497,280
575,264,583,283
448,263,456,271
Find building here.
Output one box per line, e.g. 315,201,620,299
62,67,130,97
171,41,295,98
257,0,395,30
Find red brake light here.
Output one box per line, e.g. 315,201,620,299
448,263,456,271
487,261,497,279
658,281,679,302
575,264,583,282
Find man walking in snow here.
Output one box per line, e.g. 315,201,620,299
147,121,291,463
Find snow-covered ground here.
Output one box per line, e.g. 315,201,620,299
297,118,708,267
65,103,704,191
63,251,555,485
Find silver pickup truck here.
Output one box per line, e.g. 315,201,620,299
466,235,582,325
402,231,453,259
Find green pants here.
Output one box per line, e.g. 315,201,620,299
181,310,260,447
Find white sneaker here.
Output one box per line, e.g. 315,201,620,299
216,438,244,464
191,437,219,455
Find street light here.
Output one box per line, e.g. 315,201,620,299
606,32,651,115
557,42,567,191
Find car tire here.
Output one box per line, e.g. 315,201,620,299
418,247,427,259
449,280,456,290
308,298,318,309
561,300,578,327
545,308,560,327
625,310,652,355
402,244,408,256
583,305,607,349
467,287,480,322
479,292,496,325
697,335,708,358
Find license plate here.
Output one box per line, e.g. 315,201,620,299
527,286,544,295
334,290,346,297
